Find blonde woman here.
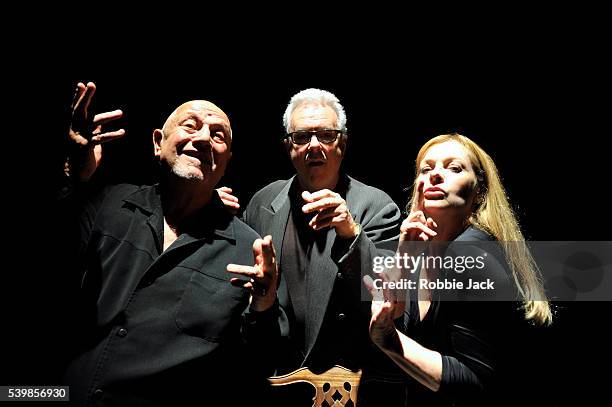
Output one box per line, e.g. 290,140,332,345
364,134,552,406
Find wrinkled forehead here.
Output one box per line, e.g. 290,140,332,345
164,100,231,131
176,100,230,123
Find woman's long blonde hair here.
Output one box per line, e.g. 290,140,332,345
408,133,552,326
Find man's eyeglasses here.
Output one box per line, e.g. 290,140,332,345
287,129,343,145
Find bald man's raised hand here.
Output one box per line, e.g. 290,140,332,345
67,82,125,182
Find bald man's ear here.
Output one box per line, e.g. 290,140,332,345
153,129,163,157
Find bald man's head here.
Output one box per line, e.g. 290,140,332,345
153,100,233,186
161,100,232,140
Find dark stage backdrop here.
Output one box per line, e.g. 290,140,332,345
3,71,608,406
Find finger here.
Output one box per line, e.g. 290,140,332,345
399,218,412,234
304,189,337,201
380,271,397,303
219,199,240,209
261,236,276,270
426,217,437,229
413,222,437,236
400,223,435,244
71,82,86,110
406,210,426,223
378,301,394,319
68,128,89,146
363,275,377,296
93,109,123,126
264,236,277,268
82,82,96,113
91,129,126,144
381,276,399,304
309,216,333,231
318,211,352,230
75,82,96,116
308,206,336,226
418,232,430,241
73,82,95,121
416,223,438,238
302,198,334,213
400,226,418,241
407,210,426,224
363,275,374,290
264,235,277,257
372,301,395,321
363,275,384,302
309,208,347,230
400,217,414,232
217,191,239,203
302,197,343,214
402,221,437,238
380,271,406,304
226,264,259,277
216,187,239,201
72,87,89,122
252,238,264,265
416,212,427,224
216,189,240,208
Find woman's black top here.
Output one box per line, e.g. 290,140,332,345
398,226,526,406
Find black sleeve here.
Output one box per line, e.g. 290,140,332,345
435,241,517,404
441,354,485,397
437,319,494,402
242,299,288,377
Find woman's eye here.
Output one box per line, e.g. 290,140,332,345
449,166,462,173
419,167,431,174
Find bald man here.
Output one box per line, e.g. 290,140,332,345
62,83,278,406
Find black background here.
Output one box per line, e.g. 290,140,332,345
2,46,608,406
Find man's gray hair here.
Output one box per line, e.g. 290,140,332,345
283,88,347,133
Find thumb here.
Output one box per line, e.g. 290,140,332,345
261,235,276,268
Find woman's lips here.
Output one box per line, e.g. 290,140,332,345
424,188,445,199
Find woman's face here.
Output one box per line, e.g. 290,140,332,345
415,140,479,218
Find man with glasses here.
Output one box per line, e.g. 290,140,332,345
225,89,403,403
